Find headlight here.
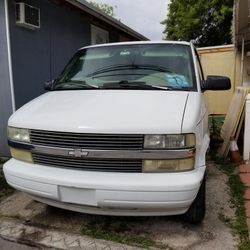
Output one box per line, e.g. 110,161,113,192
144,134,195,149
10,147,33,163
8,127,30,143
143,158,194,173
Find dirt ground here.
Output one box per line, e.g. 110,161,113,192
0,161,239,250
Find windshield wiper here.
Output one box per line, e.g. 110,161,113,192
87,64,172,77
133,64,172,73
54,80,99,90
101,80,172,90
150,85,172,90
170,86,195,91
87,64,133,77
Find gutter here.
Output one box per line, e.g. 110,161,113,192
5,0,15,112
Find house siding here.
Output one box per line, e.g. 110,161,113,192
8,0,91,109
0,0,13,156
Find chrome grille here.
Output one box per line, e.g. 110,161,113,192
32,153,142,172
30,130,144,150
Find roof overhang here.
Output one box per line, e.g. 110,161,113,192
234,0,250,50
65,0,149,41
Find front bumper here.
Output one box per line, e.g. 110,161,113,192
3,159,206,216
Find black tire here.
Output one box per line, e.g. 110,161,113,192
183,175,206,224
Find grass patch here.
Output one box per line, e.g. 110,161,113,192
239,240,250,250
81,219,171,249
0,157,9,164
212,156,249,248
0,157,14,201
218,210,232,226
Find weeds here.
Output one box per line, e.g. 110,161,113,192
0,157,8,164
212,156,249,248
239,240,250,250
218,210,232,226
0,157,14,201
81,219,172,249
209,115,224,150
82,224,154,248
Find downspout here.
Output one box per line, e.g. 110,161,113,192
240,37,245,86
5,0,16,112
233,47,237,92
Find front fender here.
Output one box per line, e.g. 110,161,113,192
197,133,210,167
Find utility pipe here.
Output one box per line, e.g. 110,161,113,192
240,37,245,86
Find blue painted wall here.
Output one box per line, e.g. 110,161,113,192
8,0,91,108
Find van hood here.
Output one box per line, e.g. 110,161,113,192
9,90,200,134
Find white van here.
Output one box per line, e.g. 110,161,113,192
3,41,230,223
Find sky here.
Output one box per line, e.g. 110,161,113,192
92,0,170,40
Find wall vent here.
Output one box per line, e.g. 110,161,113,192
16,3,40,29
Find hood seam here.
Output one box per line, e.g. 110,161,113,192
181,93,189,133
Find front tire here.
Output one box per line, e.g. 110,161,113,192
183,175,206,224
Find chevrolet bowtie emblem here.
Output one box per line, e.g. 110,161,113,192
68,149,89,157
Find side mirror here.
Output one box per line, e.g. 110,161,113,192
44,80,55,91
201,76,231,91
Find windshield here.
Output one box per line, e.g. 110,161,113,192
54,44,197,91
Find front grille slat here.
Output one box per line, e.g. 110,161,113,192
34,159,141,169
31,141,142,149
31,138,143,145
30,134,143,140
33,156,141,166
31,131,143,138
33,153,142,172
30,130,144,150
31,139,143,145
34,161,140,172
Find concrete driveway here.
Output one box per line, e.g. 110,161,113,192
0,161,239,250
0,237,40,250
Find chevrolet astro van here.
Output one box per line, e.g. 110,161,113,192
3,41,230,223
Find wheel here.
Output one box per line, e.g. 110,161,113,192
183,175,206,224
